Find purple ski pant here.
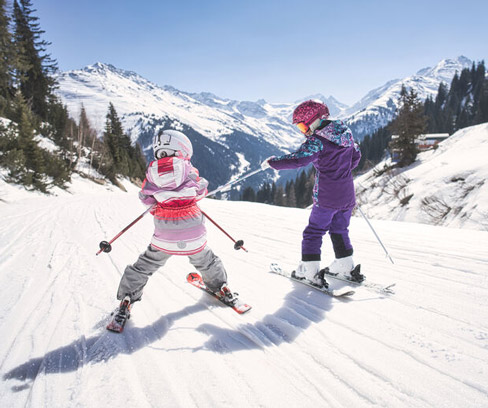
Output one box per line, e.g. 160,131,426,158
302,205,353,261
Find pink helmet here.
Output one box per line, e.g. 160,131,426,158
292,100,330,125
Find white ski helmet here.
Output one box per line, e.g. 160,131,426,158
152,129,193,159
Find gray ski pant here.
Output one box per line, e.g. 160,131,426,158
117,245,228,301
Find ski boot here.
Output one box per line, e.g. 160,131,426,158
107,295,132,333
292,261,329,288
325,256,365,283
216,283,239,306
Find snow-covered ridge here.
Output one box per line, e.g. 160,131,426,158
342,56,473,138
56,56,474,150
57,62,305,148
356,122,488,231
54,56,477,191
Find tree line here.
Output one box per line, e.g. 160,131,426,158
241,60,488,205
0,0,145,192
424,61,488,134
358,60,488,170
240,167,316,208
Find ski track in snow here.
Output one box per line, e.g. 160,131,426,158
0,183,487,408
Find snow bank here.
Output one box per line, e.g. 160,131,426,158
357,123,488,230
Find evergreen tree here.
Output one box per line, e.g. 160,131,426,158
256,182,272,203
102,102,146,182
273,185,286,206
472,62,488,124
285,180,297,207
358,126,392,170
1,91,44,190
103,103,125,181
0,0,13,114
475,75,488,124
425,82,448,132
424,61,488,134
12,0,57,119
130,142,147,181
389,85,427,167
303,167,315,207
241,186,255,202
295,170,308,207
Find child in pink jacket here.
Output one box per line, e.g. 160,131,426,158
114,130,236,315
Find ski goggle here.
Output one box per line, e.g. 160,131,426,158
296,122,310,134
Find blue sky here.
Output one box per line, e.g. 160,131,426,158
33,0,488,105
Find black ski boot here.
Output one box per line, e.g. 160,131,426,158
107,295,132,333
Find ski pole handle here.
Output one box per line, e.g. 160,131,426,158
96,205,154,256
201,210,248,252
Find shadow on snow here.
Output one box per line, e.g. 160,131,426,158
3,282,356,389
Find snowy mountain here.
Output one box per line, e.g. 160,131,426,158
55,56,475,191
56,63,313,192
1,174,488,407
57,62,350,150
295,93,349,117
356,122,488,231
341,56,473,139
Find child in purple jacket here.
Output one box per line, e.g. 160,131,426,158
262,100,363,287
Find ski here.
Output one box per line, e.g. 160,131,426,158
106,296,131,333
322,266,396,295
186,273,252,314
269,263,355,298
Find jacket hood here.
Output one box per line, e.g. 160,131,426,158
314,120,354,148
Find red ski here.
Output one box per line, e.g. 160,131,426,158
186,273,252,314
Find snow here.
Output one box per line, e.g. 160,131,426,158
33,134,60,153
357,123,488,230
341,56,473,138
56,63,303,149
1,173,488,408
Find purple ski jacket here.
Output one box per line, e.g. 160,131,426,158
269,120,361,210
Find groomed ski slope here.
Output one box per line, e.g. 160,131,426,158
0,176,487,408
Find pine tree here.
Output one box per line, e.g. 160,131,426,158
4,91,45,190
256,182,272,203
424,61,488,134
0,0,13,114
295,171,308,207
102,103,124,181
273,185,286,206
472,62,488,124
389,85,427,167
303,167,315,207
475,75,488,124
12,0,57,119
286,181,297,207
241,186,255,202
102,102,146,183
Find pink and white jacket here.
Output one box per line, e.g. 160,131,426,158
139,156,208,255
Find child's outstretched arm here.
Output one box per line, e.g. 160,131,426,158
268,136,322,170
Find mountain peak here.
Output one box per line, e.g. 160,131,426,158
415,56,473,80
82,62,143,81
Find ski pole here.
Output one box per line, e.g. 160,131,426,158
206,167,263,197
201,210,247,252
96,205,154,256
96,167,262,255
356,205,394,264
